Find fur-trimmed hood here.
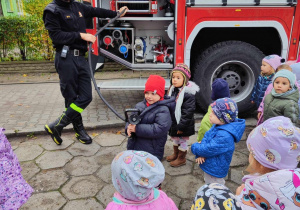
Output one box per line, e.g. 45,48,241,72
184,81,200,95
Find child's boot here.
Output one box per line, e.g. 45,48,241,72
170,150,187,167
166,145,179,162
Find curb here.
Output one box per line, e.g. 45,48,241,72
4,113,257,139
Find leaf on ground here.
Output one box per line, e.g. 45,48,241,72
116,131,122,135
18,104,23,106
23,74,27,77
91,132,99,137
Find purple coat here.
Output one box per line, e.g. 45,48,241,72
0,128,33,209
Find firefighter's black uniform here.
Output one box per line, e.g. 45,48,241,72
43,0,117,145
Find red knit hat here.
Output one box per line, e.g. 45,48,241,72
144,75,165,98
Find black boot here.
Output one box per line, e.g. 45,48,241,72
44,114,71,145
72,115,92,144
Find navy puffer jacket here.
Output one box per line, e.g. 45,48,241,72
126,96,175,160
251,74,274,108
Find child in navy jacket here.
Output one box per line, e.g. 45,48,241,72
251,54,284,108
191,98,245,184
126,75,175,161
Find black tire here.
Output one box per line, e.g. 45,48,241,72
193,41,264,113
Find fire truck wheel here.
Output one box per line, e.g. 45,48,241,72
193,41,264,113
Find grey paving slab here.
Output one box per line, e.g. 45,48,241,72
62,198,104,210
14,145,44,161
64,156,101,176
36,151,73,169
94,132,126,147
163,159,193,176
94,146,124,165
20,161,41,181
230,166,247,185
96,184,116,207
39,136,74,150
28,169,69,192
67,142,100,156
230,151,249,167
95,164,112,184
20,191,67,210
164,174,204,199
61,175,105,200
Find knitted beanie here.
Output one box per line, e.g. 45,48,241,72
211,97,238,124
211,78,230,101
171,63,191,86
144,75,165,98
272,69,296,88
111,150,165,201
263,54,285,71
247,116,300,170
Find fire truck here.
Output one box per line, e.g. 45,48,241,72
86,0,299,113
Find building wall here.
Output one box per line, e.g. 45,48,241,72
1,0,22,17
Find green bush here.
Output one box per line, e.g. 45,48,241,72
0,0,54,61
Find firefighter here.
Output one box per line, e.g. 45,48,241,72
43,0,128,145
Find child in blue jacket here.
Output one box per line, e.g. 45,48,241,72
251,54,284,108
191,98,245,184
126,75,175,161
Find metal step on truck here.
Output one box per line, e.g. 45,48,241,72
86,0,300,113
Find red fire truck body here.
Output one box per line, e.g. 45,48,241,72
88,0,300,113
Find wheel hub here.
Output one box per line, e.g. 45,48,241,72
219,71,241,91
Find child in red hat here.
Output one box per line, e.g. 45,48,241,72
126,75,175,161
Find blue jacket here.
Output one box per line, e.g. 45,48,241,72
251,74,274,108
191,118,245,178
126,96,175,160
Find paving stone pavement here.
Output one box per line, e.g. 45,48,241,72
6,123,254,210
1,81,257,209
0,82,145,136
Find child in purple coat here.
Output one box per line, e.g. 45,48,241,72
0,128,33,209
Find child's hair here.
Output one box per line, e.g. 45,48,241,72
272,69,296,88
276,64,292,72
170,63,191,86
210,97,238,124
144,75,165,98
245,153,275,175
111,150,165,201
263,54,285,74
246,116,300,174
211,78,230,100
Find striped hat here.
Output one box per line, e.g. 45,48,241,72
171,63,191,86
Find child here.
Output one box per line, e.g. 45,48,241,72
106,150,178,210
191,98,245,185
251,54,284,108
191,183,241,210
257,64,293,125
191,116,300,210
165,63,199,167
263,70,299,123
126,75,175,161
0,128,33,209
235,116,300,209
197,78,230,142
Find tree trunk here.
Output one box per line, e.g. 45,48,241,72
0,2,3,16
